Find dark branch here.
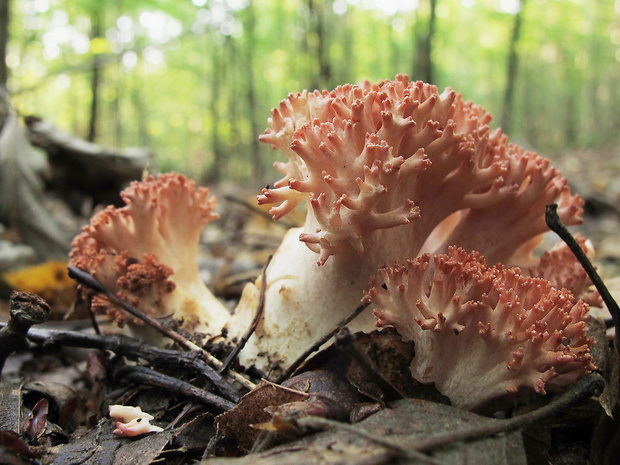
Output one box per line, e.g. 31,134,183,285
299,373,604,458
545,203,620,352
116,365,236,412
24,326,240,403
67,266,256,391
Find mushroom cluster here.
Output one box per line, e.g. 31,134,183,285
225,75,590,380
364,247,595,410
69,75,597,409
69,172,230,338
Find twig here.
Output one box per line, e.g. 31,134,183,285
412,373,605,451
0,292,50,376
295,416,440,464
276,301,371,383
545,203,620,350
67,266,256,391
116,365,236,412
219,256,271,374
297,373,604,458
223,195,297,230
24,326,240,402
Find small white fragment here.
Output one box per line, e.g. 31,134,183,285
113,417,164,437
109,404,154,422
109,404,162,437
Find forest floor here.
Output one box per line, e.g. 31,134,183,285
0,145,619,465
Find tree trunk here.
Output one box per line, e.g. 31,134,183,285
243,0,262,179
307,0,331,90
500,0,526,135
87,11,102,142
316,0,331,89
209,46,225,182
413,0,437,84
0,0,9,88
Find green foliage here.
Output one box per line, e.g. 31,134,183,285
6,0,620,181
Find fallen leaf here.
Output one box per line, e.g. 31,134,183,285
204,398,527,465
22,398,48,440
215,380,307,453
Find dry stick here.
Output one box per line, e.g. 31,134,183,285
297,373,604,460
545,203,620,351
412,373,605,451
277,301,371,384
294,416,441,464
0,292,50,376
67,267,256,391
218,256,271,375
223,195,297,230
24,326,240,402
116,365,236,412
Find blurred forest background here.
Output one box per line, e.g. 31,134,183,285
1,0,620,184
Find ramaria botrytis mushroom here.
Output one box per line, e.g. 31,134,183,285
226,75,589,378
69,172,230,338
364,247,595,410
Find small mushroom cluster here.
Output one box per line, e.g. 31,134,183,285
70,75,598,410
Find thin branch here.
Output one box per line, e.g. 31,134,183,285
545,203,620,351
296,415,440,464
412,373,605,451
276,301,371,383
24,326,240,403
116,365,236,412
67,266,256,391
219,256,271,374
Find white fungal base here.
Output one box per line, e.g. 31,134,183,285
226,227,377,378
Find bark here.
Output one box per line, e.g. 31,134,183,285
24,115,153,213
500,0,526,135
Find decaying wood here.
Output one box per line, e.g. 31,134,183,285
24,326,241,403
24,115,154,212
0,291,50,375
0,92,72,258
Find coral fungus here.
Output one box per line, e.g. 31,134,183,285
69,172,230,336
365,247,595,410
226,75,588,377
